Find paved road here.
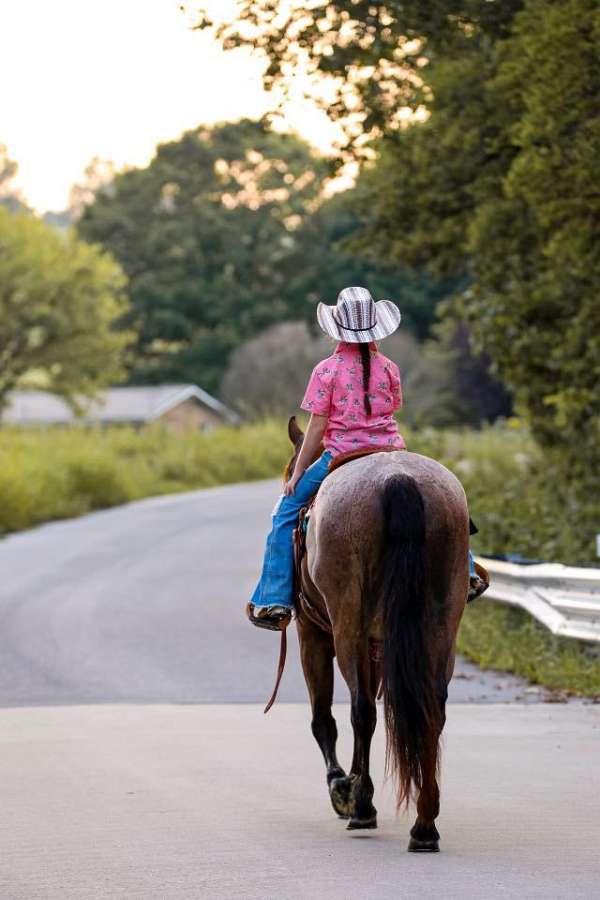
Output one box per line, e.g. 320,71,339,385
1,704,599,900
2,480,598,899
0,479,539,705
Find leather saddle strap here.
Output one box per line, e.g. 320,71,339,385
263,627,287,715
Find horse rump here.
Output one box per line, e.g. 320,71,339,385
380,474,442,809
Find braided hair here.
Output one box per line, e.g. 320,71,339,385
358,342,372,415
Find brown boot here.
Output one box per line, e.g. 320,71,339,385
246,602,292,631
468,561,490,603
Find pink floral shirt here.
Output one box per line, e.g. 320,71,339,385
300,342,406,456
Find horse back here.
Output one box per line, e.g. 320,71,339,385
311,450,468,542
304,451,470,632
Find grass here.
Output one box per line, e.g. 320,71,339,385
458,600,600,698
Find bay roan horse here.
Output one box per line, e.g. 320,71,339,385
287,417,469,852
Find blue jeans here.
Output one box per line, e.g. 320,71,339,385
251,448,477,610
251,450,333,610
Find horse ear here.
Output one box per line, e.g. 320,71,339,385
288,415,304,446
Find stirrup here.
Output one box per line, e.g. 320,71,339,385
467,562,490,603
246,602,292,632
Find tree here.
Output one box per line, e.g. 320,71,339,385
0,144,29,214
221,321,331,417
295,190,451,341
78,118,445,394
0,208,130,413
353,0,600,475
78,119,329,393
463,0,600,476
192,1,523,156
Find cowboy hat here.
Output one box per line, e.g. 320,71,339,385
317,286,401,343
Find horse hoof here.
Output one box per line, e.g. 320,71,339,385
408,837,440,852
347,815,377,831
329,776,354,819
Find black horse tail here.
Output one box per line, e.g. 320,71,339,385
380,474,440,809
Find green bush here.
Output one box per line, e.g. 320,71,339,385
0,422,291,535
404,420,598,567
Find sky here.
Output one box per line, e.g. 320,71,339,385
2,0,341,213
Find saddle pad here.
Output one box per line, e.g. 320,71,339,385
327,445,401,474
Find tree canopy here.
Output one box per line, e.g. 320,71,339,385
0,208,129,412
78,119,330,392
78,118,447,393
352,0,600,476
201,0,600,484
193,1,523,155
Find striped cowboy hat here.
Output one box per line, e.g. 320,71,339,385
317,286,401,343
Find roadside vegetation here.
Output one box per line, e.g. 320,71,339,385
0,421,289,534
458,601,600,698
1,417,596,567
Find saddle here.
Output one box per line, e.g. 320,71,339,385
294,447,400,609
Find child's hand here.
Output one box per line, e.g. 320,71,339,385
283,471,302,496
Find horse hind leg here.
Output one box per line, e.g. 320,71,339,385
408,672,448,852
296,616,352,818
347,691,377,830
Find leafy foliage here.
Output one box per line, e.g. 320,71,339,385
77,119,448,393
192,1,523,156
0,422,291,534
0,144,29,214
78,119,329,393
463,0,600,480
0,208,130,411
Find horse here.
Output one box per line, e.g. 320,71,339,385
286,416,469,852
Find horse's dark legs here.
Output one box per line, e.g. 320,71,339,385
347,691,377,829
340,652,378,830
409,671,448,852
296,617,351,817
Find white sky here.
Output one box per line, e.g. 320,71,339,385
1,0,341,212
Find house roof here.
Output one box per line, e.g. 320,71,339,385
3,384,240,426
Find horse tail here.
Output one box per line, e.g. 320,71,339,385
380,474,440,809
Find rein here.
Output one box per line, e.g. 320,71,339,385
263,629,287,714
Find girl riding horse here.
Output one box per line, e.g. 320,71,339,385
247,286,488,632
